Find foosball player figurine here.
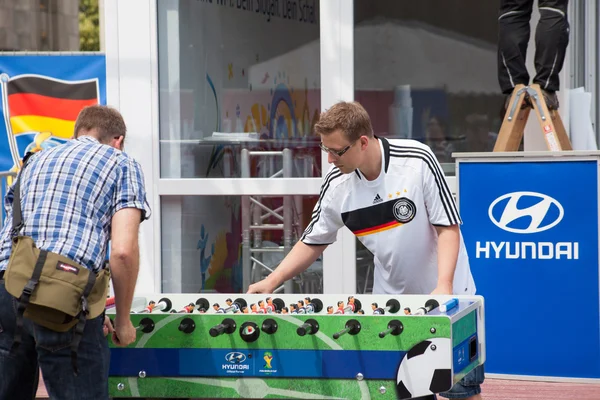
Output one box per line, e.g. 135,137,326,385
281,307,289,314
304,297,323,313
327,306,333,314
250,303,258,313
258,300,268,314
304,297,313,312
266,297,276,313
356,309,365,315
213,303,225,313
347,296,356,312
140,300,156,313
404,307,411,315
141,298,172,313
296,300,306,314
290,304,297,314
171,303,196,313
372,303,385,315
223,298,246,313
343,297,362,314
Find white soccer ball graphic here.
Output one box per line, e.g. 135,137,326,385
396,337,452,399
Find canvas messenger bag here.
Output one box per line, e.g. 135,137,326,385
3,153,110,374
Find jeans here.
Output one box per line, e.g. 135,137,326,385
0,279,110,400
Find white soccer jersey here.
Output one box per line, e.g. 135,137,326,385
301,137,476,295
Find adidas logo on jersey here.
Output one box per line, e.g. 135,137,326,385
373,194,383,204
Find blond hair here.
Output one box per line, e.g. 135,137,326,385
314,101,373,141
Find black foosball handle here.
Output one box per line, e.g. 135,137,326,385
379,320,403,338
178,317,195,334
137,317,155,333
333,319,361,339
297,319,319,336
262,318,278,334
209,318,236,337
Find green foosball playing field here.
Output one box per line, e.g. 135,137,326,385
107,293,485,399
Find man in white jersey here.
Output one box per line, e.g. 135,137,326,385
247,101,483,400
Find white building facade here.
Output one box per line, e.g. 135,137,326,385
102,0,599,295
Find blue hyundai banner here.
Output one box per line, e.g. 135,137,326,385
458,159,600,378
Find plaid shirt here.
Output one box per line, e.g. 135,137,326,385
0,136,151,273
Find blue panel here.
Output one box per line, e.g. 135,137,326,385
109,348,409,379
453,334,477,374
458,160,600,378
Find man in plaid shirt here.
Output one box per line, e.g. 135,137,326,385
0,105,151,400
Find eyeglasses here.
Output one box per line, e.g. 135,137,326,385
319,141,354,157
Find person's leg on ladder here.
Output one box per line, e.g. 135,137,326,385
36,314,111,400
0,279,40,400
533,0,569,109
498,0,535,95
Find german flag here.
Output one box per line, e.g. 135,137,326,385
6,75,98,139
342,198,416,237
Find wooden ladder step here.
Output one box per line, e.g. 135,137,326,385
493,83,572,152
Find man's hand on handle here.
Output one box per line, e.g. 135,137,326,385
102,315,114,337
111,316,137,347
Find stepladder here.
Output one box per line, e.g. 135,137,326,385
493,83,572,151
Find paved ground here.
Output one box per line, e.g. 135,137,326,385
36,377,600,399
439,378,600,400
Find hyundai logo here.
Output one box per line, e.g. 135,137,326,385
488,191,564,234
225,352,246,364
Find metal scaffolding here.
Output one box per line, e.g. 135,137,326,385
241,148,295,293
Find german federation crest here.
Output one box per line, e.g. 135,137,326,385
396,337,452,399
393,198,416,223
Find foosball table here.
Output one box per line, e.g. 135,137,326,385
106,293,485,400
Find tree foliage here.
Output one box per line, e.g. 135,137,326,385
79,0,100,51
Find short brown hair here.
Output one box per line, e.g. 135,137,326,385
314,101,373,141
73,105,127,144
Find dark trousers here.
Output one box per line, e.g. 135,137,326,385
498,0,569,94
0,280,110,400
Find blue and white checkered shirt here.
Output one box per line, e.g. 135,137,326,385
0,136,151,273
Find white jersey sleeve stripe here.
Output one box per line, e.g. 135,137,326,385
389,146,461,225
389,150,459,225
301,168,343,241
389,148,460,225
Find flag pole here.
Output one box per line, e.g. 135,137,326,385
0,73,23,168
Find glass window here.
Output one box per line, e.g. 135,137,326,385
157,0,322,178
0,0,99,51
353,0,503,166
161,194,323,294
353,0,499,292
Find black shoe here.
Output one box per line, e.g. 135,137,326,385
501,92,531,120
541,89,559,110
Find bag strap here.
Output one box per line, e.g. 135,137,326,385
11,249,48,351
11,152,34,236
71,269,97,375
